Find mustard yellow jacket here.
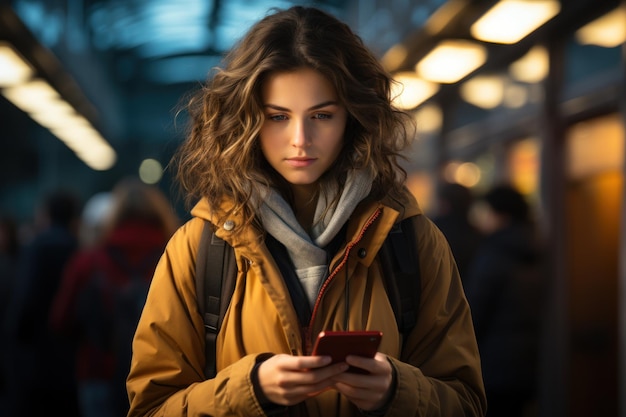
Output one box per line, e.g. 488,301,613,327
127,191,486,417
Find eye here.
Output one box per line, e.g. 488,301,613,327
312,113,332,120
268,114,288,122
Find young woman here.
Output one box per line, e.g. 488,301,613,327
127,6,486,417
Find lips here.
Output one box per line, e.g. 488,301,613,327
286,157,316,167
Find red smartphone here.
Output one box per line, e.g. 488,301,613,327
311,330,383,374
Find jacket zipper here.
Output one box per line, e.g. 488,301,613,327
304,208,382,353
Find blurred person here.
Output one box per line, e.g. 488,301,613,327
431,182,483,281
126,6,486,417
0,213,20,412
78,191,114,248
50,177,179,417
464,184,545,417
3,189,82,417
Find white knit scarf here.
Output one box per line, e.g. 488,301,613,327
257,169,374,306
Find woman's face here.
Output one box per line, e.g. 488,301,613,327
259,68,347,194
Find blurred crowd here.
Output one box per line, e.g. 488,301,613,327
0,177,180,417
433,182,546,417
0,179,546,417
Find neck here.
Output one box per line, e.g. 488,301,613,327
291,184,318,231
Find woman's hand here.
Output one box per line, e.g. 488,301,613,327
330,352,394,411
257,354,349,406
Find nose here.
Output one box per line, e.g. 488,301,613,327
291,118,311,148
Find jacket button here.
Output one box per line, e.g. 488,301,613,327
358,248,367,258
223,220,235,231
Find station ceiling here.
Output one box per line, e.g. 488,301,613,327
0,0,621,219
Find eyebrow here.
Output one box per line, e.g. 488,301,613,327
263,101,339,112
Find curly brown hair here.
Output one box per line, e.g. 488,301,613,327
173,6,414,229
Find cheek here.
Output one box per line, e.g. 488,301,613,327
330,137,344,159
259,127,278,153
259,140,274,165
328,127,346,155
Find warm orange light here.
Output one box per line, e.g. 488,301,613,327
471,0,561,44
576,5,626,48
391,72,439,110
415,40,487,84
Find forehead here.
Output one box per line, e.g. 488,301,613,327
261,68,338,102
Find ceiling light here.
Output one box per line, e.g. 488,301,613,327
0,39,116,171
503,84,529,108
471,0,561,44
576,5,626,48
391,72,440,110
460,75,505,109
414,104,443,134
0,42,34,87
509,46,549,83
78,146,117,171
139,158,164,185
3,79,117,171
1,78,61,113
29,101,85,130
415,40,487,84
52,124,117,171
381,44,408,72
454,162,481,188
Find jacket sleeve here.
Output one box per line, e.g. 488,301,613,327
389,215,487,417
126,219,267,417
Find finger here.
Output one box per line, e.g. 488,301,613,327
331,370,371,388
268,354,331,373
296,355,334,370
332,381,388,411
344,353,389,375
343,356,377,375
292,363,349,394
267,359,348,390
268,366,346,404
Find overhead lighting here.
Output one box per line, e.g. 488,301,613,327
2,78,61,113
52,124,117,171
471,0,561,44
576,5,626,48
139,158,164,185
509,46,549,83
381,44,408,72
0,42,34,87
29,101,84,130
391,72,440,110
2,78,117,171
443,160,482,188
460,75,505,109
414,104,443,134
503,83,529,108
415,40,487,84
0,39,117,171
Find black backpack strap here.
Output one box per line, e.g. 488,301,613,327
195,220,237,379
379,215,421,339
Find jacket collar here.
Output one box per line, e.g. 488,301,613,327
189,187,423,264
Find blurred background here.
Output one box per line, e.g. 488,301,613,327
0,0,624,416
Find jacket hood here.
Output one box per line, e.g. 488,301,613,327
190,187,423,227
188,188,423,267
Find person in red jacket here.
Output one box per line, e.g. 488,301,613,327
50,177,179,417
